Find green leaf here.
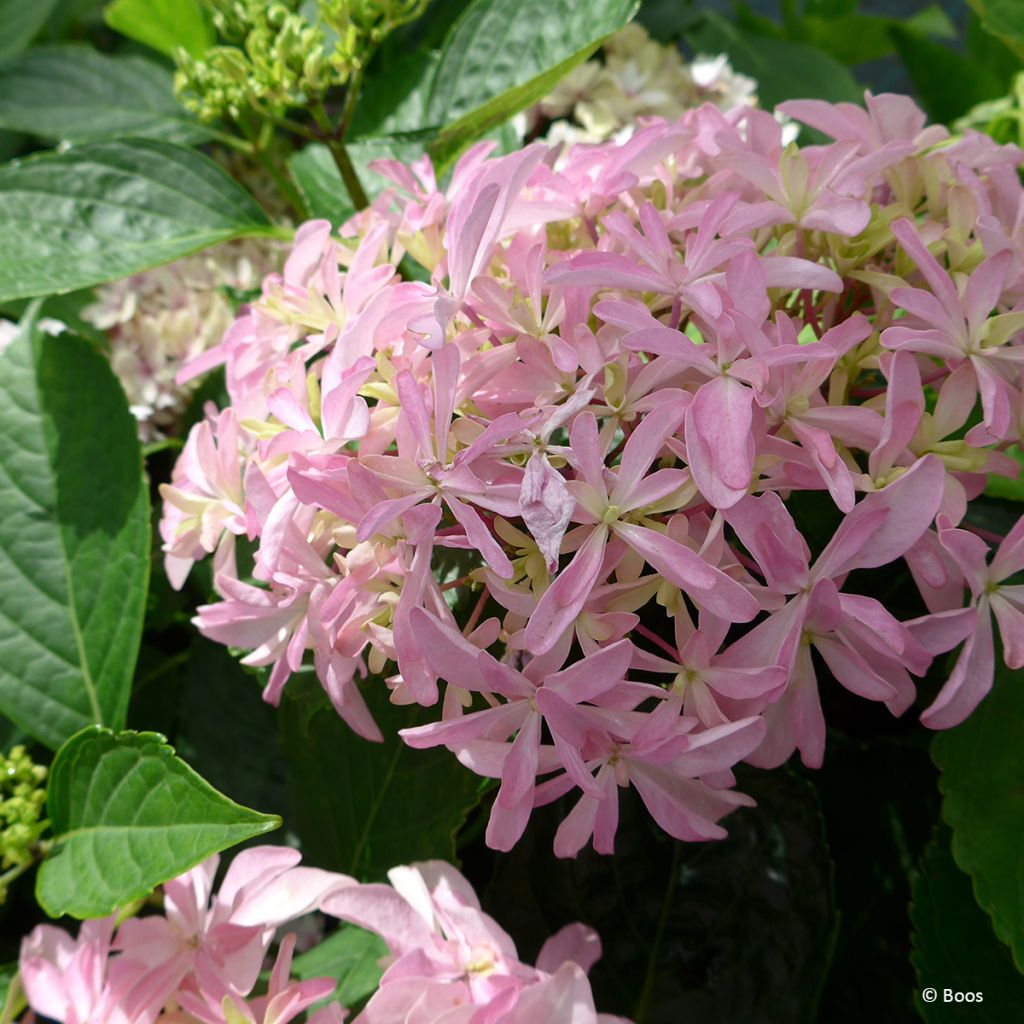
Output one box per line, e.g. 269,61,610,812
289,138,426,228
104,0,214,60
0,966,23,1024
802,7,956,66
278,675,485,880
171,640,288,817
687,13,862,109
986,446,1024,501
486,769,837,1020
890,26,1006,125
979,0,1024,59
0,311,148,750
911,828,1024,1022
349,50,442,138
0,46,208,145
933,657,1024,971
0,138,273,303
292,925,388,1009
36,727,281,919
0,0,60,58
425,0,638,165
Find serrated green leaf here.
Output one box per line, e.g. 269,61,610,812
278,675,485,880
0,46,209,145
0,138,273,302
911,828,1024,1022
0,0,60,58
292,925,387,1009
933,657,1024,971
37,727,281,919
425,0,638,166
104,0,214,59
686,13,862,109
0,310,148,749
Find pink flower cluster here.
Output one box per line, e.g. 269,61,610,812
18,849,616,1023
161,92,1024,856
19,846,349,1024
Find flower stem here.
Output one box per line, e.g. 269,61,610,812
634,842,682,1023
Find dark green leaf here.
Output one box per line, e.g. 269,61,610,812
802,8,956,66
0,311,148,749
890,27,1005,125
911,828,1024,1022
103,0,214,59
983,0,1024,49
0,139,273,302
349,50,442,138
485,769,836,1023
278,675,485,880
0,46,208,144
933,657,1024,971
965,8,1022,93
687,13,862,109
36,727,281,918
292,925,388,1009
425,0,638,165
786,732,940,1024
172,640,288,817
636,0,703,41
0,0,60,58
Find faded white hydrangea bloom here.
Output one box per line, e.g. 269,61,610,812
82,239,280,441
0,316,66,356
521,23,759,147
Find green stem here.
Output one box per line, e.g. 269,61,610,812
254,148,310,220
0,972,25,1024
313,99,370,211
336,69,364,144
633,842,682,1023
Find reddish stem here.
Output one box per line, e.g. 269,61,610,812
635,623,680,660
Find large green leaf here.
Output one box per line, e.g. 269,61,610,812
485,769,836,1021
968,0,1024,61
424,0,638,165
933,658,1024,971
0,312,148,750
37,727,281,919
349,50,442,139
687,13,862,109
0,0,60,58
170,639,289,817
104,0,214,59
0,46,208,145
911,828,1024,1022
802,7,955,66
292,925,387,1010
890,26,1006,125
278,675,485,880
0,138,273,302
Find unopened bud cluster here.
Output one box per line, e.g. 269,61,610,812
175,0,428,123
0,746,47,878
